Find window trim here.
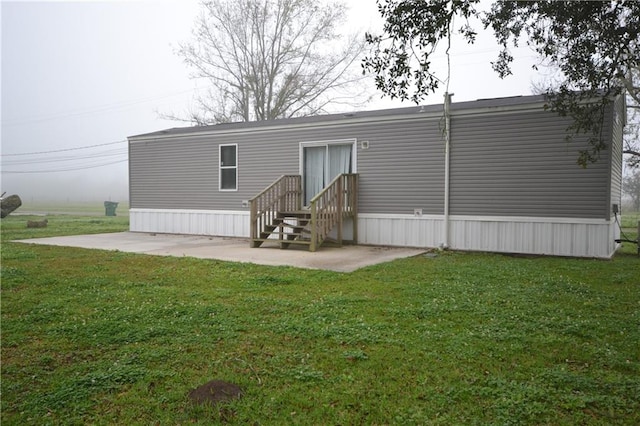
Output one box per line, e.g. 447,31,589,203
219,143,238,192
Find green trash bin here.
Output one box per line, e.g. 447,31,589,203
104,201,118,216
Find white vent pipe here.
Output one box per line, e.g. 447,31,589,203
442,92,452,250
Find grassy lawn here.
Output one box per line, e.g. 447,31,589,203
13,201,130,217
620,211,640,230
1,216,639,425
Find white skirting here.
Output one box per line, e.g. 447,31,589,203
358,213,618,258
447,215,616,258
130,208,249,238
129,209,618,258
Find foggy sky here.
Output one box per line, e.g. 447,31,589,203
1,0,539,204
1,1,201,203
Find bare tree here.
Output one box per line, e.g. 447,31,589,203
167,0,368,125
623,170,640,211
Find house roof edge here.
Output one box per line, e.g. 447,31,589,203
128,93,550,140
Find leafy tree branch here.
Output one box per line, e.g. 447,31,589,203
363,0,640,167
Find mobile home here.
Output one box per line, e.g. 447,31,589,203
128,94,625,258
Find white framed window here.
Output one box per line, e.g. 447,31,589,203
219,144,238,191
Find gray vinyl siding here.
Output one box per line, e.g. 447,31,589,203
449,108,611,219
129,132,297,210
130,96,616,220
609,95,625,218
355,117,445,214
129,117,445,213
129,136,217,210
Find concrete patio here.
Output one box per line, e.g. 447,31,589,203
16,232,426,272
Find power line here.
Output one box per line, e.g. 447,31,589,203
1,139,129,173
1,140,127,157
1,159,128,174
2,149,128,166
1,88,201,127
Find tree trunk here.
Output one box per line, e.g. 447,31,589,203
1,194,22,218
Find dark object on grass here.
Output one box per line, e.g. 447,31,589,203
188,380,243,407
104,201,118,216
1,194,22,218
27,219,48,228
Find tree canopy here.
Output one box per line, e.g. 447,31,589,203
363,0,640,167
173,0,366,125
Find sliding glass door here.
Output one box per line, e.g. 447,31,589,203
302,142,354,205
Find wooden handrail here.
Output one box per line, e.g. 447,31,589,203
250,173,357,251
249,175,301,246
309,173,358,252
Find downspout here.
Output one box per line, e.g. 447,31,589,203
442,92,453,250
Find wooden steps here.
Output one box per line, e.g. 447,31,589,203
249,173,358,252
250,210,313,249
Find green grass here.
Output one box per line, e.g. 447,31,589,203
620,211,640,229
1,216,639,425
0,214,129,241
13,201,129,217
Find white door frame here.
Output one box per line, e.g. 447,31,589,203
298,138,357,174
299,139,357,204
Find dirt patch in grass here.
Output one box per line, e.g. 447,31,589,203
188,380,243,407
